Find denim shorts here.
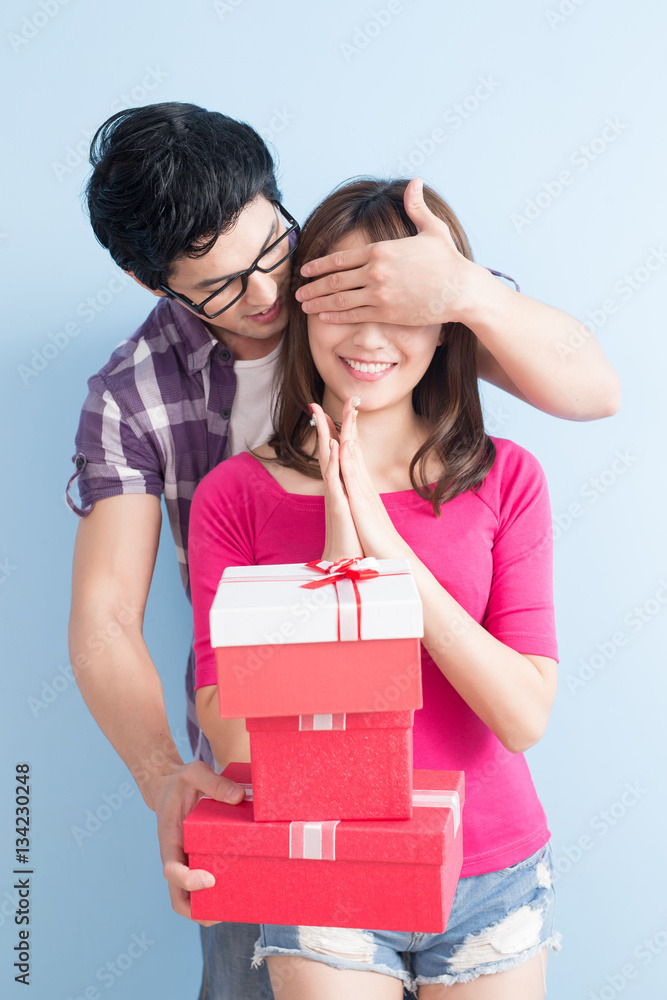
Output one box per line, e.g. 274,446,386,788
252,839,563,993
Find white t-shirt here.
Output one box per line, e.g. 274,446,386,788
224,338,283,459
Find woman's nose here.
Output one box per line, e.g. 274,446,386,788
350,323,392,350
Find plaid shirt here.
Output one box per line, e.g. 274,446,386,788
66,297,240,768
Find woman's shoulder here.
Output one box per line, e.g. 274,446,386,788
488,435,547,475
192,451,276,511
477,436,549,515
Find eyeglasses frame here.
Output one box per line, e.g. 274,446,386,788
158,201,300,319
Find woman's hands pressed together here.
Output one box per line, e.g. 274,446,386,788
310,395,558,754
309,396,409,563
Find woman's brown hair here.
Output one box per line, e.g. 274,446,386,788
267,178,495,514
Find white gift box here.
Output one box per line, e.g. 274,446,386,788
209,557,424,717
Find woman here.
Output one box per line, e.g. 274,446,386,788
190,178,562,998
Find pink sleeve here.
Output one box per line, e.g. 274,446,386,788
189,461,257,690
482,447,559,661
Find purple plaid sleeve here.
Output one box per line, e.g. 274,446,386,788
65,300,235,596
66,371,164,516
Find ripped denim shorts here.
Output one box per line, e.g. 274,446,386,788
252,839,563,993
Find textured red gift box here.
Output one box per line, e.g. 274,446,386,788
210,560,423,718
246,711,414,820
184,763,465,933
215,638,421,717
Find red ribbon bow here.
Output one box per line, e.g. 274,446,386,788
300,558,380,641
300,558,380,589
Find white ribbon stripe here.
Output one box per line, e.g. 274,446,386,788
289,820,340,859
334,576,359,641
412,789,460,834
298,714,347,731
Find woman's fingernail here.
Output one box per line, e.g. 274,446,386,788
196,874,215,890
329,439,334,449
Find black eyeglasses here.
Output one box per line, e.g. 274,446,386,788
159,202,300,319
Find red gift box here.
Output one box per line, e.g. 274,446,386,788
210,559,423,718
184,763,465,933
246,711,414,820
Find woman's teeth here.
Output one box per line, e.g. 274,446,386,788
343,358,394,374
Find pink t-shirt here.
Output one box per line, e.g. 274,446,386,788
189,436,559,877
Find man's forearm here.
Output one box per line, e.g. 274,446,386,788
69,609,183,811
462,264,622,420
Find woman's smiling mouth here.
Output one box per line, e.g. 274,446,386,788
339,356,397,380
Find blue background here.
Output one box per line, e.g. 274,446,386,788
1,1,665,997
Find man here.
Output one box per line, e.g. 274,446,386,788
66,102,620,1000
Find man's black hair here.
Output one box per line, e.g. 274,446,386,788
86,102,281,289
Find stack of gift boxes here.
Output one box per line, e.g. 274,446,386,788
184,557,465,933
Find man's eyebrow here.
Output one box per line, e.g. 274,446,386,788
192,216,279,291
